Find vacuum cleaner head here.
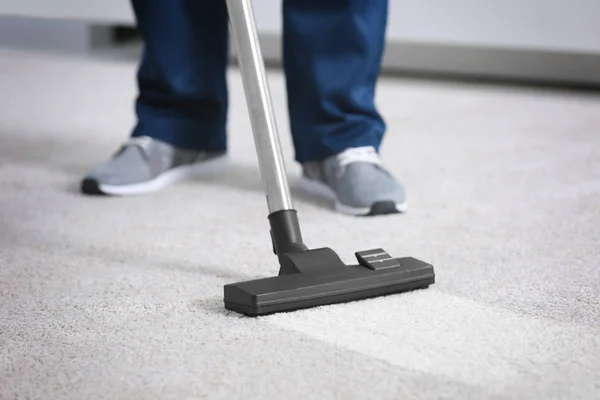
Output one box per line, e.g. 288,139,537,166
224,247,435,316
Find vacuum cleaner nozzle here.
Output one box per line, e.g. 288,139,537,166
224,247,435,316
223,210,435,317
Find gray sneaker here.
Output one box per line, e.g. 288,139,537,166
81,136,227,196
300,146,406,216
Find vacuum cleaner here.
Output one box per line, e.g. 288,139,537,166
223,0,435,316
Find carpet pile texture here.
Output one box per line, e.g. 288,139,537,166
1,51,599,399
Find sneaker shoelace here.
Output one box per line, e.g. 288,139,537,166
333,146,383,179
123,136,155,162
127,136,154,149
336,146,382,169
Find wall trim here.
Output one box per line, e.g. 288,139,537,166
229,33,600,89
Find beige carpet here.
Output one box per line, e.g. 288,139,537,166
1,50,599,400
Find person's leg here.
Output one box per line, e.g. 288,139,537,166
81,0,229,196
283,0,405,216
131,0,229,152
282,0,388,163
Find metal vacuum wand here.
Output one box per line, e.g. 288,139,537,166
225,0,293,214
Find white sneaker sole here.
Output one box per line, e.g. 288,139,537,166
298,176,407,216
97,156,229,196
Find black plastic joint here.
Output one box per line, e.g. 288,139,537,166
268,209,308,257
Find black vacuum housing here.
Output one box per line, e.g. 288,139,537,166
223,210,435,316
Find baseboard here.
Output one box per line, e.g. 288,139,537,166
0,16,114,54
230,33,600,89
2,19,598,89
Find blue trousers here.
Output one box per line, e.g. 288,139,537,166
130,0,388,163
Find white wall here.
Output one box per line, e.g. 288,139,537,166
251,0,600,84
3,0,600,53
0,0,134,24
250,0,600,53
1,0,599,83
387,0,600,53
